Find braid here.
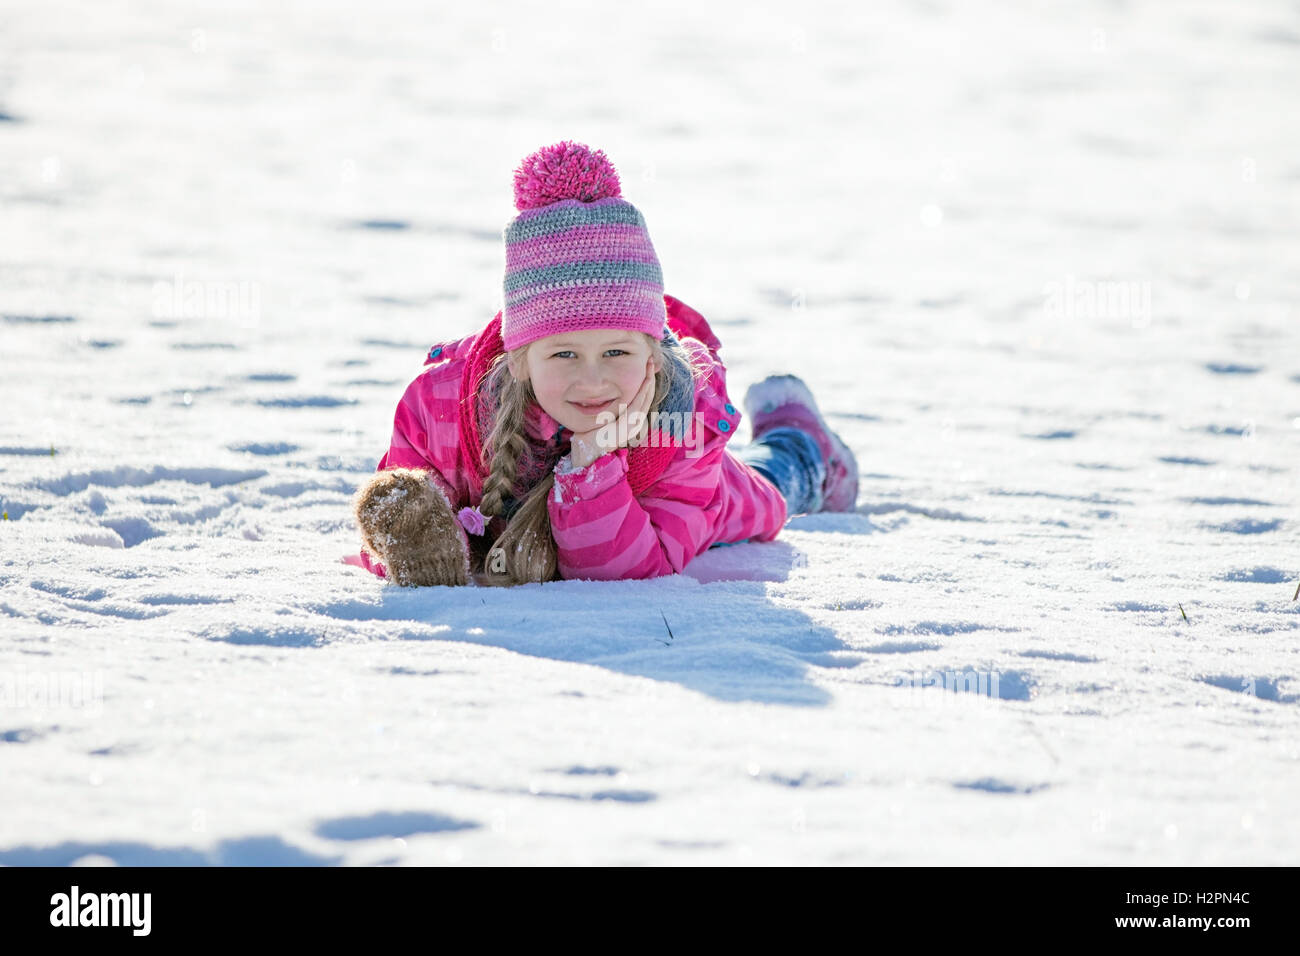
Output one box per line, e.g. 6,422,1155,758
475,353,561,585
478,356,530,521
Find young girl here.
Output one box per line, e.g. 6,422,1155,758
343,141,858,587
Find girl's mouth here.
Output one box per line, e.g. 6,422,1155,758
571,399,615,415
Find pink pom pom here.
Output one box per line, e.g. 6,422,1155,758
456,505,487,536
512,140,622,211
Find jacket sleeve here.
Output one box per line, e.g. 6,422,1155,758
373,372,461,504
546,440,727,581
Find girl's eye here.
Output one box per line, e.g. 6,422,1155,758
551,349,630,358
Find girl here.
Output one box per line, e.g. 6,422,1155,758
343,141,858,587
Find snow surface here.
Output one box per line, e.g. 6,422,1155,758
1,0,1298,865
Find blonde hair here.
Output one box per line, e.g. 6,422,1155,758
474,331,703,586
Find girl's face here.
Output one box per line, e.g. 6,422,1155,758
512,328,658,434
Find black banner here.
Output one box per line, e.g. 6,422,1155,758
0,865,1287,943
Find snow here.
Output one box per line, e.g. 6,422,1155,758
1,0,1298,865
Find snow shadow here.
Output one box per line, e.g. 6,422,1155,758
313,810,479,841
1204,362,1263,375
1198,675,1298,704
318,570,855,706
420,777,660,804
0,835,340,866
953,777,1050,795
1220,566,1292,584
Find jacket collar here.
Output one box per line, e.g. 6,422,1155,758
525,403,570,445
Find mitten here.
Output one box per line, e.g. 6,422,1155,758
352,468,470,587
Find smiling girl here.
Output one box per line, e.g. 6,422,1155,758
345,141,858,586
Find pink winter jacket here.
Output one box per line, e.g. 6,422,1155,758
343,294,788,581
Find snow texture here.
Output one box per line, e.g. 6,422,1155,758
1,0,1297,865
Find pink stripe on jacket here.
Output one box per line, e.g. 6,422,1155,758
343,295,787,581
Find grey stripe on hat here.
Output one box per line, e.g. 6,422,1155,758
504,260,664,295
504,200,646,243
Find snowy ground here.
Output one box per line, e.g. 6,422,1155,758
1,0,1298,865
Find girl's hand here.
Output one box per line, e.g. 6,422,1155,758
567,357,657,469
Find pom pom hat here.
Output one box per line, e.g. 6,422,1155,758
501,141,666,351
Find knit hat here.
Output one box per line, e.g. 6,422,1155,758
501,141,666,351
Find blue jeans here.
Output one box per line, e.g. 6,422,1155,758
732,426,826,515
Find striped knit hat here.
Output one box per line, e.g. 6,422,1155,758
501,141,666,351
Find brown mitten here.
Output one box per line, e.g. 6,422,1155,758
352,468,470,587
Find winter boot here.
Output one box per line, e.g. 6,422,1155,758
742,374,860,512
352,468,470,587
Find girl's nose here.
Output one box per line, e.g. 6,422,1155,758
575,364,607,387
